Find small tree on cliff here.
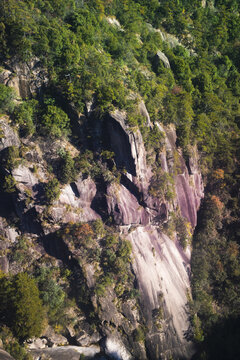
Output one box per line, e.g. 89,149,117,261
0,272,46,341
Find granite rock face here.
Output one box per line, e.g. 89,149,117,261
0,117,20,151
101,111,203,359
0,349,16,360
0,87,204,359
0,59,48,98
51,177,100,224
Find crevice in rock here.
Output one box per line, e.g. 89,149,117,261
91,179,108,221
70,182,80,198
104,115,136,176
120,174,146,208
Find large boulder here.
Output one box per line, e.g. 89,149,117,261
128,225,195,359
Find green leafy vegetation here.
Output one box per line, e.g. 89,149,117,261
0,272,45,341
0,84,15,113
44,178,61,204
0,0,240,358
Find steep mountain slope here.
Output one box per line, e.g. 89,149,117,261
0,1,240,360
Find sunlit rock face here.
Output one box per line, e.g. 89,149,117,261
0,82,203,358
0,59,48,99
103,109,203,359
127,226,195,359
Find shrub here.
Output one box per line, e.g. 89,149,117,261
59,151,75,184
14,99,38,136
35,267,66,324
45,178,60,204
0,326,33,360
0,273,45,341
0,84,15,113
41,105,70,138
2,174,17,193
1,146,20,170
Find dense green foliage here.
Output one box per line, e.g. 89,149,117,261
0,272,45,341
0,84,15,113
0,0,240,358
44,178,61,204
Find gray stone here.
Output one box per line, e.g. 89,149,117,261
106,182,150,225
156,50,171,68
0,117,20,151
30,345,100,360
0,256,9,273
0,349,15,360
2,59,48,98
104,335,133,360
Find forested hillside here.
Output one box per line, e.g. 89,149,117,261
0,0,239,359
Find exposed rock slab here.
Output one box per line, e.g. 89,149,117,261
107,110,152,192
106,182,150,225
30,345,100,360
0,117,20,151
51,177,100,224
156,50,171,68
128,225,195,359
1,59,48,98
104,336,133,360
0,349,15,360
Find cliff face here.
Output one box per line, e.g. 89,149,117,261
102,111,203,359
0,63,203,360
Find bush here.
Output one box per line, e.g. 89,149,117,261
45,178,60,204
59,151,75,184
0,273,45,341
0,84,15,113
2,174,17,193
1,146,20,170
0,326,32,360
41,105,70,138
14,100,38,136
35,267,66,324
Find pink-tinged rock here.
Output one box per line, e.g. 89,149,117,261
0,349,15,360
107,183,150,225
108,110,152,192
175,174,198,227
128,225,195,359
0,118,20,151
12,165,38,190
158,124,204,227
51,177,100,224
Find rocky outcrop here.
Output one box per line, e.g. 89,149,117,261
155,50,171,68
106,182,150,225
30,345,101,360
106,110,152,194
0,349,16,360
127,226,194,359
102,112,203,358
0,117,20,151
0,58,48,98
0,89,204,359
51,177,100,224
